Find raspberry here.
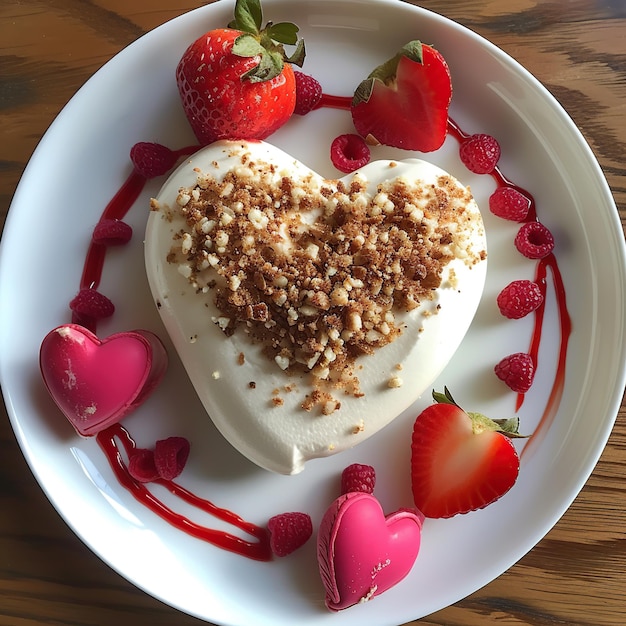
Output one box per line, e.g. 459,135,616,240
494,352,535,393
267,512,313,557
489,187,531,222
293,71,322,115
514,221,555,259
130,142,177,179
69,288,115,319
340,463,376,495
128,448,159,483
154,436,190,480
330,134,371,173
497,280,544,319
92,219,133,246
459,133,501,174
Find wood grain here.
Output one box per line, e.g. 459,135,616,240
1,1,625,625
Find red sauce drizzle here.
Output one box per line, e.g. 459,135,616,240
79,146,197,292
448,118,572,453
79,171,146,291
96,424,271,561
317,93,352,110
521,254,572,456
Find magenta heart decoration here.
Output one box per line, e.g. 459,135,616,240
317,492,424,611
39,324,168,436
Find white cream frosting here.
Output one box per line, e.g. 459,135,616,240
144,140,487,474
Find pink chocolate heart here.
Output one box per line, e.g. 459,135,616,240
317,492,424,611
40,324,168,436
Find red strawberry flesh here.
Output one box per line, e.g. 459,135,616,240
351,41,452,152
411,401,520,518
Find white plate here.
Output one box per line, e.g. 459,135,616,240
1,0,625,624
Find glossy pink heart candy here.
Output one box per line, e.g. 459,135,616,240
317,492,424,611
40,324,168,436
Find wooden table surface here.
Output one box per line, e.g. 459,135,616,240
1,1,625,624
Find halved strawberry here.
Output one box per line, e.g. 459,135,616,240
351,41,452,152
411,388,523,518
176,0,305,145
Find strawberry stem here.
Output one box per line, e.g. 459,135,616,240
229,0,305,82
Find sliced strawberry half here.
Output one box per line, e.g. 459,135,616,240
411,388,523,518
351,40,452,152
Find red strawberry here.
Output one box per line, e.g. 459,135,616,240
267,512,313,557
411,388,522,518
351,40,452,152
176,0,305,145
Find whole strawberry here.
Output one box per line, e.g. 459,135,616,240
411,388,523,518
176,0,305,145
351,40,452,152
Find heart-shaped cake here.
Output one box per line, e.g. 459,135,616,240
40,324,168,436
144,140,487,474
317,492,424,611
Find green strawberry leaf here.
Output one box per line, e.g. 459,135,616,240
370,40,423,83
267,22,300,45
242,49,284,82
492,417,528,438
228,0,306,82
433,389,528,438
232,33,265,58
467,412,528,438
399,40,424,64
284,39,306,67
353,40,424,106
229,0,263,35
432,387,458,406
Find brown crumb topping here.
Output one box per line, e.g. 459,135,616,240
161,155,484,413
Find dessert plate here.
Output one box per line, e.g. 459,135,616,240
1,0,625,624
